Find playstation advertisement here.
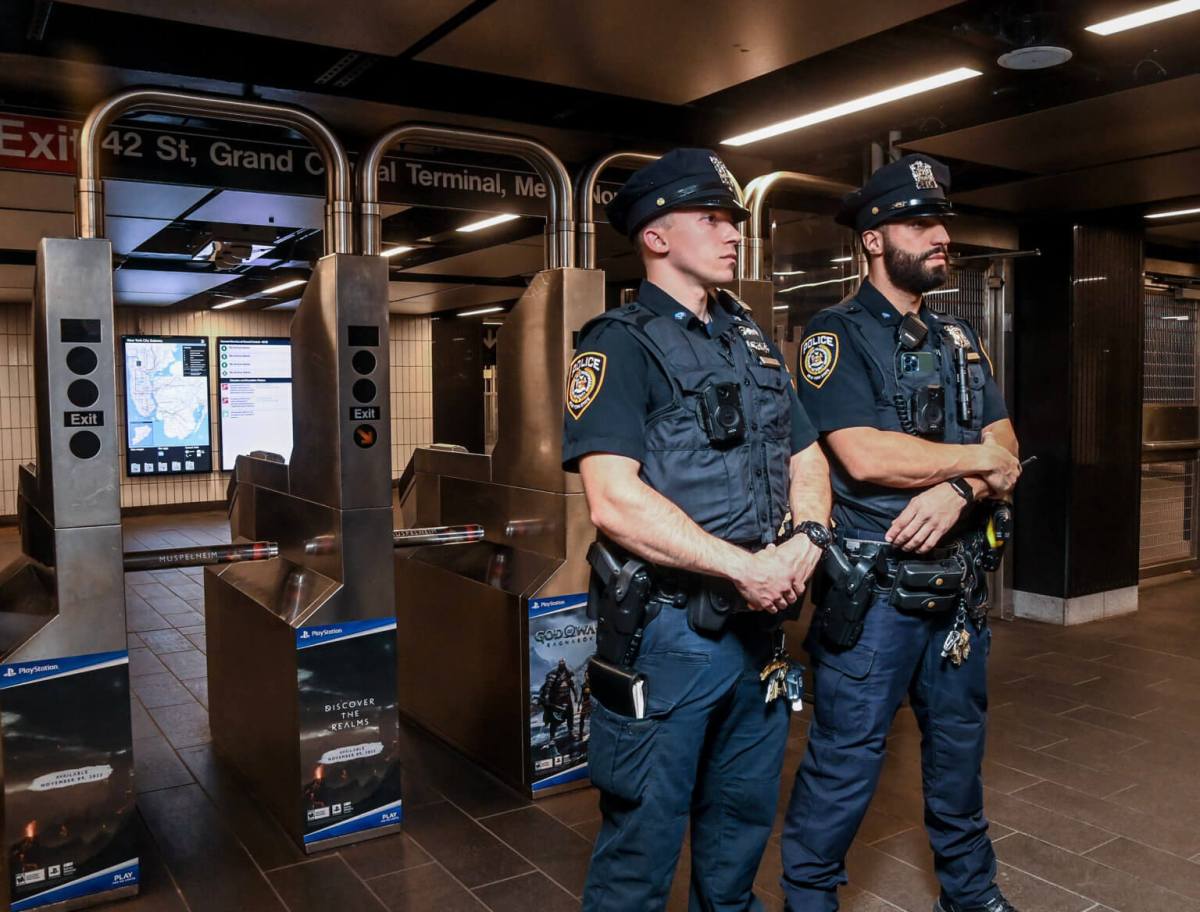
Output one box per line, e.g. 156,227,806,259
528,593,595,792
0,652,138,911
296,619,403,846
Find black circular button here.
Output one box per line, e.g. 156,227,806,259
67,379,99,407
66,346,98,375
353,424,377,448
69,431,101,459
352,350,376,375
352,379,376,403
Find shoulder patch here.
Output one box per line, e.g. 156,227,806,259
942,322,972,350
800,331,839,389
566,351,607,420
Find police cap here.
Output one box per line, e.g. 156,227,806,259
606,148,751,239
836,154,955,232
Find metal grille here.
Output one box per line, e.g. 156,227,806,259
926,267,990,350
1143,292,1198,405
1139,459,1196,567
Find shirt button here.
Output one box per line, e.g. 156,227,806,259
755,468,762,477
743,378,750,387
751,422,759,431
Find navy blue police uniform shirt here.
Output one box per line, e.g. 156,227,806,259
796,279,1007,530
563,280,817,472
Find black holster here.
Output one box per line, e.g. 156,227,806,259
814,542,876,649
586,540,653,667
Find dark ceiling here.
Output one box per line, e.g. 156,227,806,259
1,0,1199,311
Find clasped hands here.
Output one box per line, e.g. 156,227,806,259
734,535,824,614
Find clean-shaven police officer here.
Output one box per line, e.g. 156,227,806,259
780,155,1022,912
563,149,833,911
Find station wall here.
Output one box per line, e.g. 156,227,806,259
0,302,433,518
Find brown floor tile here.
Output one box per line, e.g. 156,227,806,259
139,628,194,655
845,843,939,912
403,801,532,888
167,609,206,629
995,833,1200,912
1086,838,1200,902
134,736,195,793
158,647,207,679
131,672,196,708
129,646,169,677
479,806,594,897
339,831,431,880
180,676,208,707
984,740,1128,798
474,871,579,911
130,695,158,740
983,788,1115,854
535,787,601,828
367,861,487,911
268,855,388,912
147,701,211,749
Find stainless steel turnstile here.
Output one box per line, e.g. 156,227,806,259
373,126,600,797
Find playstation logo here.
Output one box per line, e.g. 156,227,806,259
300,630,310,639
3,668,15,678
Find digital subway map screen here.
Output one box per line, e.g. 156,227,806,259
122,335,212,475
216,337,293,471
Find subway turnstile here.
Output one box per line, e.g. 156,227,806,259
368,125,601,797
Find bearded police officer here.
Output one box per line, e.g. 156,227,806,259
563,149,832,911
779,155,1023,912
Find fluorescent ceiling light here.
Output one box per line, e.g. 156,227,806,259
830,256,854,263
212,298,245,310
721,67,983,147
923,286,960,296
779,274,862,293
1146,206,1200,219
382,245,414,257
260,279,306,296
1162,314,1190,321
773,269,807,276
457,213,520,233
773,304,790,311
1085,0,1200,35
457,306,505,317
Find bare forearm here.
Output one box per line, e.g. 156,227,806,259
789,443,831,525
827,427,1003,489
586,473,747,579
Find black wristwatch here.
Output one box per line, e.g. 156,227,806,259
947,477,975,504
797,520,833,550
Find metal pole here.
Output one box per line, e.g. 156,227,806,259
739,171,857,282
359,124,574,267
575,152,659,270
77,88,354,254
393,524,485,547
123,541,279,572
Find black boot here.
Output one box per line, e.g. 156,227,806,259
934,894,1019,912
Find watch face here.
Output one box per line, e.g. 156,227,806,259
800,522,831,548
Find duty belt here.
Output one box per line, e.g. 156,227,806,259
839,536,960,591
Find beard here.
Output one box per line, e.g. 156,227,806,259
882,241,948,295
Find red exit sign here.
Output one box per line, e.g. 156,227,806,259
0,113,79,174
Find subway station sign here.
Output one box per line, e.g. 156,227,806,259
0,111,621,218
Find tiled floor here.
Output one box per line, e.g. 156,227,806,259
3,513,1200,911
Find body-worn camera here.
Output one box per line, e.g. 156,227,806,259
699,382,746,444
898,384,945,437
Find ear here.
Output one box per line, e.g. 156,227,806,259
641,223,670,254
861,228,884,256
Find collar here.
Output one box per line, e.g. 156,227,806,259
637,280,731,337
852,279,905,325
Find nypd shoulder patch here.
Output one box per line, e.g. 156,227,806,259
800,331,839,389
566,351,607,420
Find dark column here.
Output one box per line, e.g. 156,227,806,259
1012,219,1143,623
432,317,485,452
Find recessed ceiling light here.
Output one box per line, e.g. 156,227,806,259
382,245,414,257
773,269,806,276
260,279,306,296
1086,0,1200,35
830,256,854,263
212,298,245,310
779,275,862,293
457,306,505,317
457,214,520,233
721,67,982,147
1146,206,1200,219
923,287,960,296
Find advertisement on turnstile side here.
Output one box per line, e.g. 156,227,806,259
528,593,593,791
0,653,138,911
296,619,403,847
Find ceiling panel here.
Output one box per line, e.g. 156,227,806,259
186,190,323,229
113,268,237,307
105,180,211,219
388,282,522,315
417,0,959,104
905,75,1200,175
64,0,468,56
407,238,546,277
107,216,172,255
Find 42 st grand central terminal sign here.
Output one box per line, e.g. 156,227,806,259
0,111,621,219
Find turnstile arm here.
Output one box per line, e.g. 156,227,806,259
123,542,279,572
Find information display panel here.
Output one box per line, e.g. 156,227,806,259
122,335,212,476
216,337,293,471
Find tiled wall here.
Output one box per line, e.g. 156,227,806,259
0,302,433,517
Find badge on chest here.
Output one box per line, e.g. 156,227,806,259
734,322,781,369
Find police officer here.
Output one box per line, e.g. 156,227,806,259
563,149,832,911
779,155,1022,912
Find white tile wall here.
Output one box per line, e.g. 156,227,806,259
0,302,433,517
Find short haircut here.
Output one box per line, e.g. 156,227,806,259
635,211,675,256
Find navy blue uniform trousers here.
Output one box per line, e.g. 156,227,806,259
583,603,790,912
780,591,998,911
